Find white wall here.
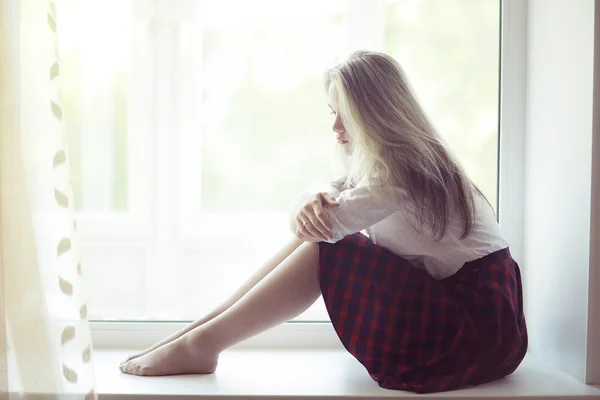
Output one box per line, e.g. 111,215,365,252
524,0,596,382
586,0,600,385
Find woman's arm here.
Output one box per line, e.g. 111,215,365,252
323,185,405,243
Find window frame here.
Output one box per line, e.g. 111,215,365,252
90,0,521,350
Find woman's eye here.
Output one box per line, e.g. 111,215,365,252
330,110,336,115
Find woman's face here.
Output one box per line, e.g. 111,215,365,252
328,83,352,155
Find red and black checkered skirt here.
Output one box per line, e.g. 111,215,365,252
318,233,528,394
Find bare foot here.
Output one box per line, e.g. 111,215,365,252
119,332,218,376
119,316,215,366
120,344,173,366
120,349,153,366
119,324,203,366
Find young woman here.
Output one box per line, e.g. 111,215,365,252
119,51,527,394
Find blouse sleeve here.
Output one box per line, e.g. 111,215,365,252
323,185,405,243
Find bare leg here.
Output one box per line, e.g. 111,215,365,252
121,237,303,365
120,241,321,376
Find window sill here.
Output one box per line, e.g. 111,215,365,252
93,349,600,400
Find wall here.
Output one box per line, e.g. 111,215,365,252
586,0,600,385
524,0,596,382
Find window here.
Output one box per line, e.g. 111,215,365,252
57,0,500,323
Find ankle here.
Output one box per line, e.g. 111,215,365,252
184,326,221,357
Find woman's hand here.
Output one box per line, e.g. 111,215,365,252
294,192,340,242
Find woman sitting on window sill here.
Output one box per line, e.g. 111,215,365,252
118,50,528,394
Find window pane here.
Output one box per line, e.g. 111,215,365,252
384,0,500,207
190,0,500,323
59,0,131,212
64,0,500,323
199,6,343,213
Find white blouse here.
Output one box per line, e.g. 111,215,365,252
291,184,509,280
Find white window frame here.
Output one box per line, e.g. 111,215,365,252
90,0,522,350
497,0,526,266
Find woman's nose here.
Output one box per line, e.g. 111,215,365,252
332,115,345,133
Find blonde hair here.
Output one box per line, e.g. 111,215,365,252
326,50,481,239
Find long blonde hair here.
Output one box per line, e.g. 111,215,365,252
326,51,481,239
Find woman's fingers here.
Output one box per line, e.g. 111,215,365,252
297,219,327,241
308,202,333,240
320,193,340,207
293,192,340,242
297,204,329,241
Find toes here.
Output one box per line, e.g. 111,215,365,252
135,364,147,376
120,361,139,375
120,360,153,376
119,361,135,374
120,355,135,365
119,362,130,374
120,357,131,367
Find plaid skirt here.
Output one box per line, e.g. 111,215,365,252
319,233,528,394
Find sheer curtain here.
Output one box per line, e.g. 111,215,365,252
0,0,96,398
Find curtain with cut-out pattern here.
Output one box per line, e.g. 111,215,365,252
0,0,96,398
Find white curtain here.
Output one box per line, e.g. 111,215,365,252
0,0,96,398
